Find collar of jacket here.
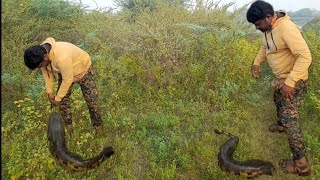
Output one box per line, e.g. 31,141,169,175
272,11,290,29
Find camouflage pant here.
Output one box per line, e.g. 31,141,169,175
273,80,307,160
58,67,102,127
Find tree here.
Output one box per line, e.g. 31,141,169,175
114,0,189,11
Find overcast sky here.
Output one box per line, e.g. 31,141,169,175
76,0,320,11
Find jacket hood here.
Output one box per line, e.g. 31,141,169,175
272,11,290,29
41,37,56,61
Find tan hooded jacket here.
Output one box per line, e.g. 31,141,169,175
253,11,312,88
40,37,91,101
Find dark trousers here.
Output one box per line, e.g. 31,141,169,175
273,80,307,160
58,67,102,127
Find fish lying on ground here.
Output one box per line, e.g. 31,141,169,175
48,112,114,171
214,129,275,178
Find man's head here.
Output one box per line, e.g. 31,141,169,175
24,45,49,70
246,0,274,32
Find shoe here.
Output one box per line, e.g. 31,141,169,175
279,156,310,176
67,124,74,135
268,124,285,133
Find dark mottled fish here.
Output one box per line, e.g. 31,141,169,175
214,129,275,178
48,112,114,171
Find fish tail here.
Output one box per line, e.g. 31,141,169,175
82,146,115,169
214,129,235,138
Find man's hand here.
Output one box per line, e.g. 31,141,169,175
251,65,260,78
48,93,55,101
48,93,60,105
281,84,295,99
49,97,60,106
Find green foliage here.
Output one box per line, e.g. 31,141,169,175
3,97,51,179
302,16,320,33
2,0,320,179
114,0,157,11
26,0,83,20
114,0,188,11
302,30,320,122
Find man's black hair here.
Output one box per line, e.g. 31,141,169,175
246,0,274,24
24,45,46,70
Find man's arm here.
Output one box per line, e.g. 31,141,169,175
281,25,312,98
54,58,74,102
283,25,312,88
253,45,267,66
40,66,55,95
252,45,266,78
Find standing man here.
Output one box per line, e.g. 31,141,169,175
24,37,103,134
246,0,312,176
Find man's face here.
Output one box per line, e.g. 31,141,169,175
38,53,50,68
254,15,273,32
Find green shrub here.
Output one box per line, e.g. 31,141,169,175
2,0,319,179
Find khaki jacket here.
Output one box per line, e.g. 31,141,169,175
40,37,91,101
253,11,312,87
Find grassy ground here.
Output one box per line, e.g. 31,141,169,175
2,1,319,179
4,82,318,179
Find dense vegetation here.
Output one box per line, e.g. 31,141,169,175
2,0,319,179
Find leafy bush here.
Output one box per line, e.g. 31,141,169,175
26,0,83,20
2,0,319,179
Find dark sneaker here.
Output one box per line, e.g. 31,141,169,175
279,157,311,176
67,124,74,135
268,124,285,133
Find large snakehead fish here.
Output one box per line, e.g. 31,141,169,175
214,129,275,178
48,112,114,171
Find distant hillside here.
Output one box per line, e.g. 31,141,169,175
288,8,320,27
302,16,320,32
